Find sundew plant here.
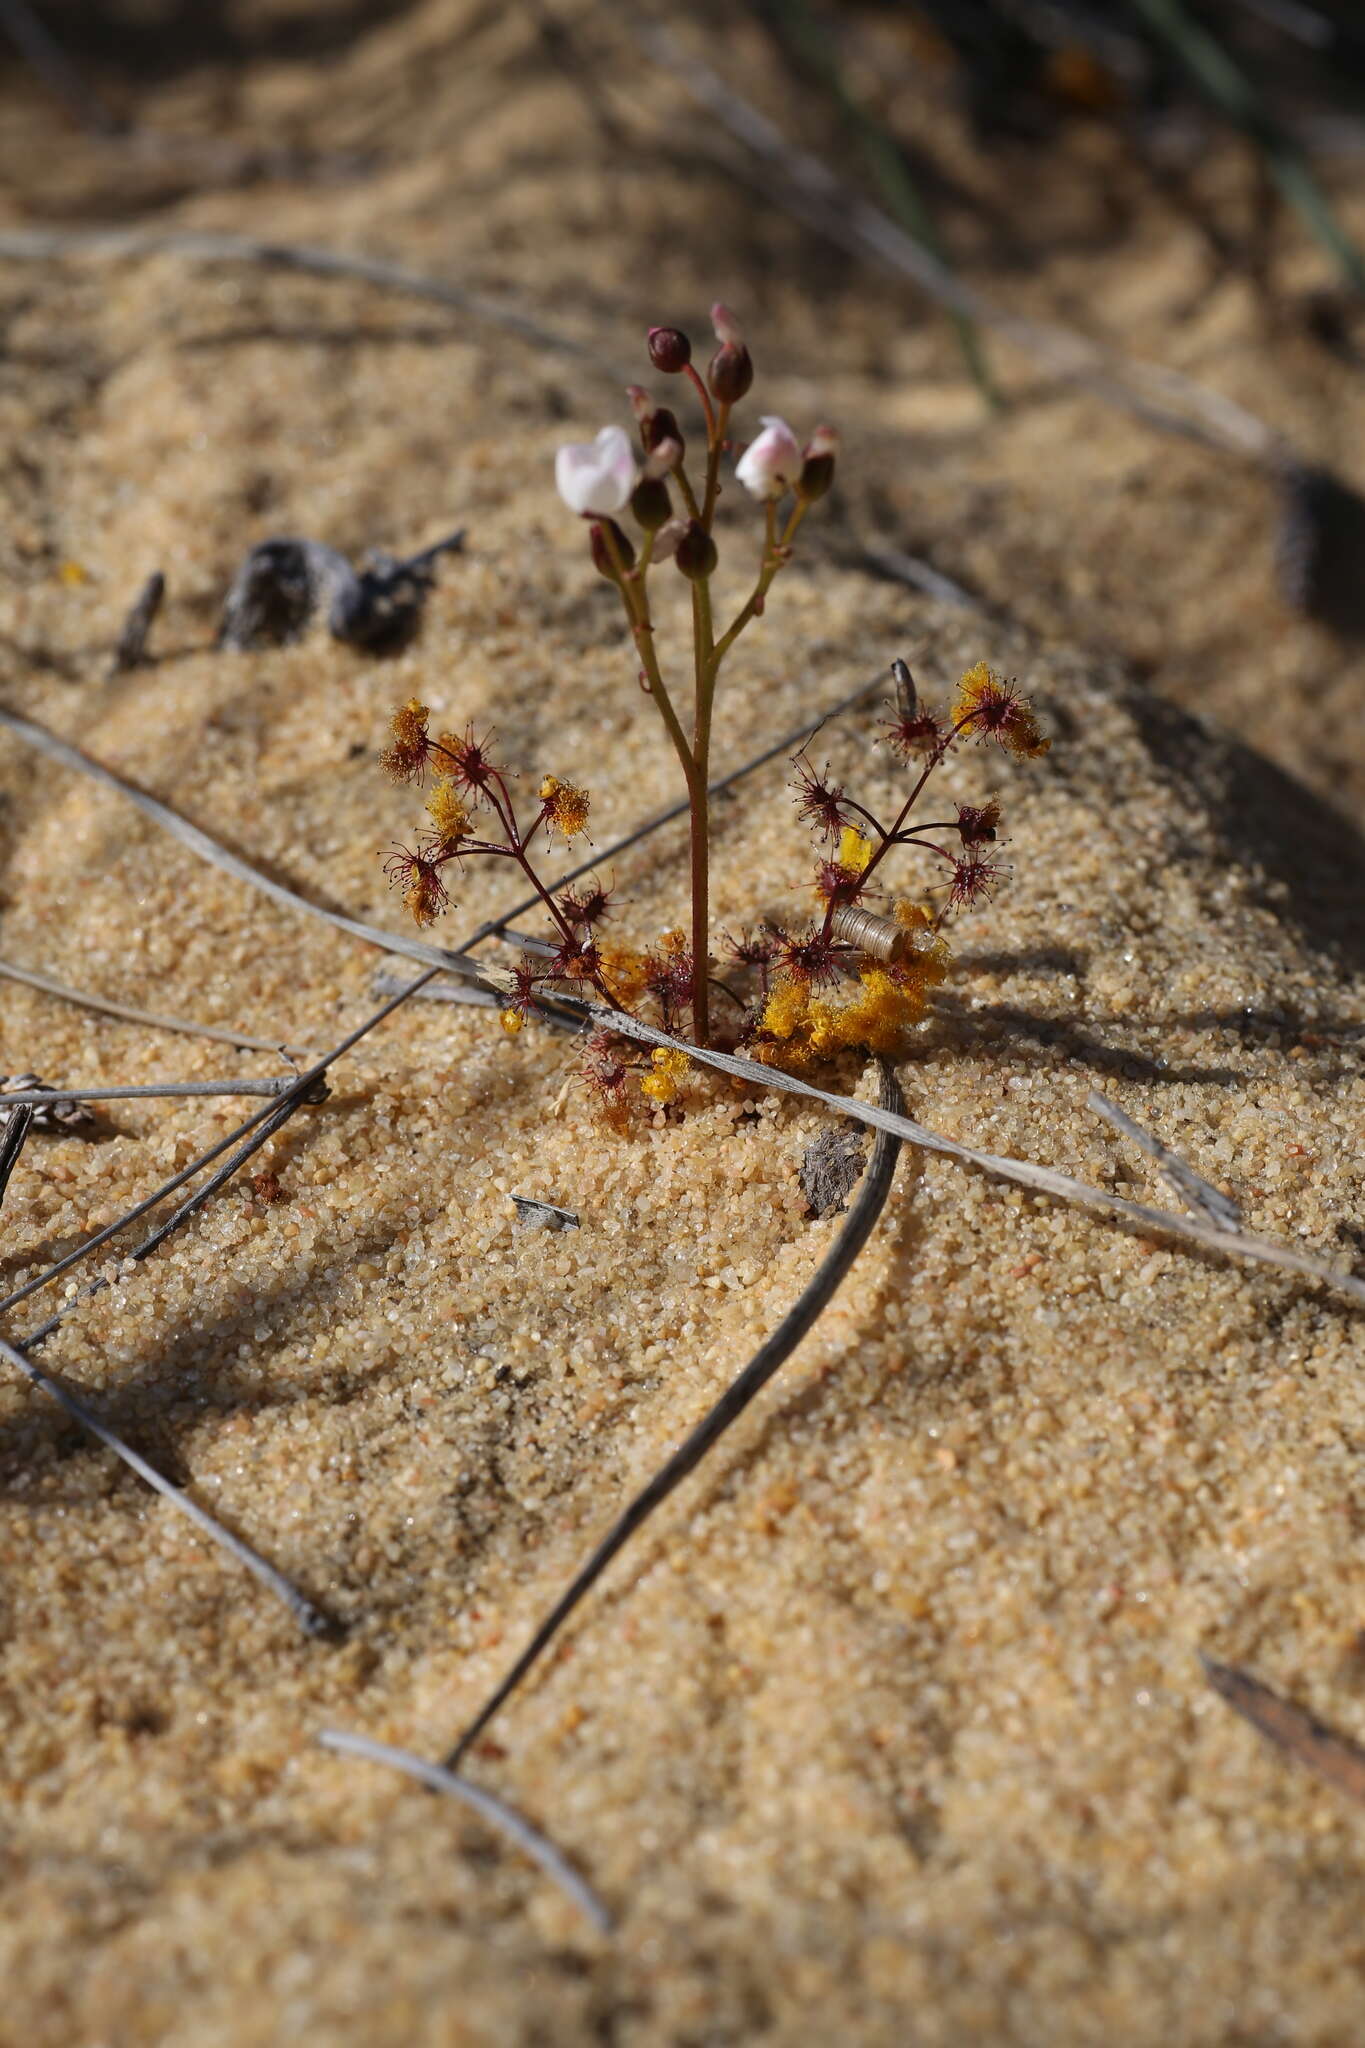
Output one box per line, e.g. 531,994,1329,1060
381,304,1048,1114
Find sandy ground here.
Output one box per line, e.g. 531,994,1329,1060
0,5,1364,2043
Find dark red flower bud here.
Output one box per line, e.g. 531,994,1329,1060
707,341,753,405
590,518,636,581
648,326,692,373
631,475,672,533
645,406,683,460
798,424,838,501
674,518,719,581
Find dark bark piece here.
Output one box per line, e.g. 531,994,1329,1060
800,1121,869,1218
217,530,464,654
1201,1653,1365,1803
0,1074,97,1134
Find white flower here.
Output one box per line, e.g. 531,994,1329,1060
734,415,803,500
555,425,638,516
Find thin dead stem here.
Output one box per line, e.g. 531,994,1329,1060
0,227,623,378
444,1056,905,1767
0,1106,33,1213
633,18,1283,465
538,1002,1365,1311
316,1728,611,1933
0,1077,301,1107
0,1327,335,1636
1088,1089,1244,1233
0,954,301,1054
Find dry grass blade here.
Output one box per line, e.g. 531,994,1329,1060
0,705,491,984
0,1095,317,1325
1201,1653,1365,1803
0,1328,335,1636
444,1057,904,1768
551,1003,1365,1309
0,1077,301,1107
0,1105,33,1213
857,542,979,611
20,1096,306,1352
0,968,440,1329
635,18,1282,463
0,954,301,1054
316,1729,611,1934
0,227,622,377
1089,1090,1243,1232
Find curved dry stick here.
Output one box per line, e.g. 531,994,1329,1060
0,1106,33,1214
316,1728,611,1934
444,1056,904,1768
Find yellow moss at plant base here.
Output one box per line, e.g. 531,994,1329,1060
757,964,930,1070
597,942,651,1006
640,1045,690,1105
837,824,876,874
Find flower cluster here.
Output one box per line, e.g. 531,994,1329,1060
551,302,838,1052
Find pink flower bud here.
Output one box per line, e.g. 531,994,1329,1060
652,517,689,562
626,384,654,426
643,436,682,480
648,326,692,373
734,416,803,500
710,302,744,346
555,425,638,517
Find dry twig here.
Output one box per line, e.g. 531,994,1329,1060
0,955,299,1055
0,704,492,985
0,1327,335,1636
316,1728,611,1933
1201,1653,1365,1804
444,1056,904,1766
0,1076,303,1108
540,1001,1365,1310
0,1106,33,1213
1089,1089,1243,1232
18,1097,308,1353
